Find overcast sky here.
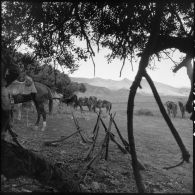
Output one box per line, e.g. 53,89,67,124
19,43,192,88
70,47,192,88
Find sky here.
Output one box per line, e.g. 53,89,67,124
19,43,192,88
70,47,192,88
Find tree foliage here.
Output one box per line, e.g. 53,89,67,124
2,1,88,73
63,81,86,98
2,1,194,67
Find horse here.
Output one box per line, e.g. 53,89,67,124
61,94,78,109
178,101,186,118
96,99,112,113
77,97,91,112
96,99,103,112
8,81,53,131
165,101,177,118
88,96,97,112
13,101,35,126
102,100,112,113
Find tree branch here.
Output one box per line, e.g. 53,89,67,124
153,36,193,56
162,51,178,66
169,4,188,36
143,70,190,163
90,54,96,77
119,57,126,77
172,54,193,115
74,3,95,57
172,54,193,80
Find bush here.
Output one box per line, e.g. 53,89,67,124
136,109,154,116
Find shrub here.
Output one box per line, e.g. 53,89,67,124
136,109,154,116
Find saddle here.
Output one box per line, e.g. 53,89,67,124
7,76,37,96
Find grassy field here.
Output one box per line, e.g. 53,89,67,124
2,95,193,193
111,99,193,193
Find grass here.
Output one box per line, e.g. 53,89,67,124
135,108,154,116
9,95,193,193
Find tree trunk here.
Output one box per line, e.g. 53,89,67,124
1,140,81,192
127,2,164,193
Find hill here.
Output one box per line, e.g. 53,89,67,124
71,77,190,97
138,79,189,96
71,77,132,90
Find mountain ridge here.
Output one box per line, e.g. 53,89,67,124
71,77,190,97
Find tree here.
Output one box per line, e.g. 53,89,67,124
31,63,71,92
79,83,86,93
2,1,194,192
63,82,86,98
2,2,193,61
2,1,88,73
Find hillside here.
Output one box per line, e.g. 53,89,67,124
71,77,132,90
71,77,190,97
138,79,189,96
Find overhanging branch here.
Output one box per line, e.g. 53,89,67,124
153,36,193,56
169,4,189,36
172,54,193,81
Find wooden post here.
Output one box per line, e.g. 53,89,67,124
92,111,101,135
110,115,145,170
72,113,92,144
104,114,113,160
85,125,100,161
44,129,84,146
100,115,127,155
84,133,108,170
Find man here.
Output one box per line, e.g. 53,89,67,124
1,44,20,139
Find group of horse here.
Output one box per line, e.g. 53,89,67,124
165,101,186,118
59,95,112,113
8,73,187,133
